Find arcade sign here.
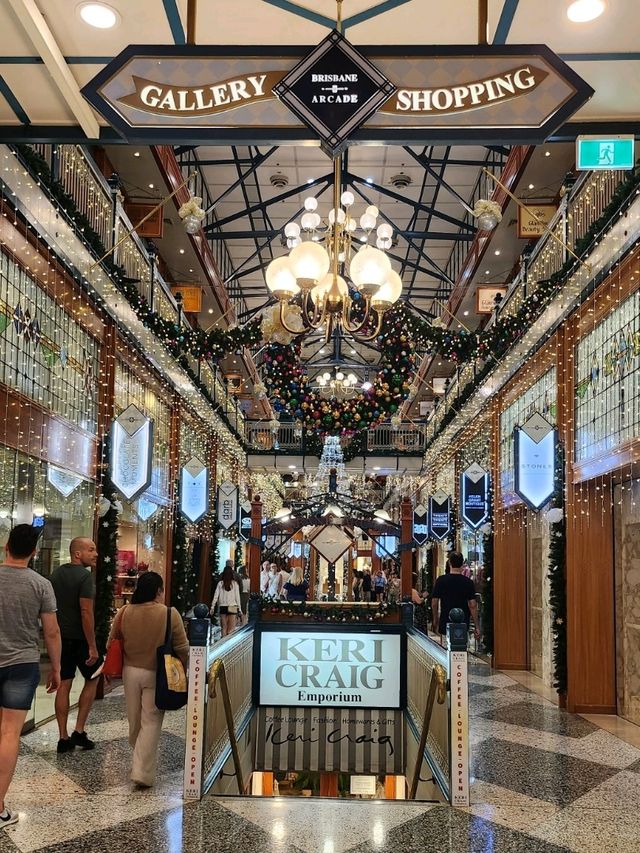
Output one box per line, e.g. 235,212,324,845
180,456,209,523
460,463,489,530
428,490,452,542
256,628,403,709
216,481,238,529
413,503,429,546
110,404,154,502
82,42,593,145
514,412,557,510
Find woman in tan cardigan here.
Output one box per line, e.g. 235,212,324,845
107,572,188,788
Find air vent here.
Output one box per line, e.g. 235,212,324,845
270,171,289,188
390,172,412,189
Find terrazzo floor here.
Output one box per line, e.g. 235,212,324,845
1,660,639,853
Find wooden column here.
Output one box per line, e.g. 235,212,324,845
400,496,413,596
493,503,527,669
248,495,263,593
309,547,318,599
94,318,117,543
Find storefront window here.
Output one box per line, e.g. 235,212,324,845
499,368,557,502
575,289,640,462
0,251,99,433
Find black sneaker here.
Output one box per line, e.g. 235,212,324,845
57,738,75,754
0,809,18,829
70,731,95,750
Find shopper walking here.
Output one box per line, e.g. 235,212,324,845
283,567,308,602
352,570,363,602
50,537,101,753
0,525,61,829
361,568,372,602
210,564,242,637
107,572,188,788
373,568,387,602
431,552,480,639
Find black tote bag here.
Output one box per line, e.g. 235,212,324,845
155,607,188,711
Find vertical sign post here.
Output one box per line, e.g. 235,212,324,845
447,613,469,808
183,610,210,800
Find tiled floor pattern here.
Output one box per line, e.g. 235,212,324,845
0,662,638,852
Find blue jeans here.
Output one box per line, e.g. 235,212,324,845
0,662,40,710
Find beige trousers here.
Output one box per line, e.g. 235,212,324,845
123,665,165,786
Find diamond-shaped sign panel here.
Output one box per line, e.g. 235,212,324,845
274,29,396,157
464,463,487,483
309,525,354,564
432,489,449,504
184,456,206,478
522,412,553,443
117,404,148,437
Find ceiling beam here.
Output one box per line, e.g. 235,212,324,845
9,0,100,138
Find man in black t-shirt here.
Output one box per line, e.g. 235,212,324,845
431,552,479,638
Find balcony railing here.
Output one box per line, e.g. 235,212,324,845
23,143,245,437
246,421,425,455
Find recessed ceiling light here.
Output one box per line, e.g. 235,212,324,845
485,269,491,275
189,268,194,273
494,249,501,256
148,183,154,189
528,183,535,190
208,308,214,314
373,466,380,471
288,465,296,470
78,2,119,29
179,248,185,254
350,349,356,354
307,178,314,184
463,310,469,316
545,150,551,157
319,348,325,354
133,151,140,158
567,0,606,23
366,177,374,184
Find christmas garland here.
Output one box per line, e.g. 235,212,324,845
548,448,567,695
95,437,118,654
263,306,416,433
170,492,199,616
258,597,399,623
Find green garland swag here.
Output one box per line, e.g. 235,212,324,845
170,495,198,616
548,448,567,695
94,437,118,654
258,597,399,623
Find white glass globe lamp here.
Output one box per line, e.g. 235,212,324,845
349,245,391,297
265,256,300,300
289,240,330,290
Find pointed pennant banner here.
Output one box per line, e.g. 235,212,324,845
180,456,209,523
217,481,238,529
413,503,429,545
428,491,452,542
460,463,490,530
514,413,557,510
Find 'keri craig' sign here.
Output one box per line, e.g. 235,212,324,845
258,631,402,709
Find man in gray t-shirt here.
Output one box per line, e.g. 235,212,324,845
0,525,61,830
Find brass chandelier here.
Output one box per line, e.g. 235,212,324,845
265,158,402,343
316,368,359,400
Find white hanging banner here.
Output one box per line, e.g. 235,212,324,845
239,501,252,541
514,412,557,510
110,404,154,502
47,466,83,497
180,457,209,523
217,481,238,529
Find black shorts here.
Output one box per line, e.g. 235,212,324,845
60,638,103,681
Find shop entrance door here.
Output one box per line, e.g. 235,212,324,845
613,481,640,725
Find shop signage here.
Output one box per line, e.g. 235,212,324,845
82,43,592,145
136,496,159,520
110,404,154,502
183,644,206,799
450,650,469,807
257,629,403,709
514,412,557,510
180,456,209,523
255,706,404,774
170,284,202,313
428,490,452,542
273,29,396,156
46,466,83,497
216,481,238,529
413,503,429,545
476,285,508,314
576,134,635,171
239,501,252,541
460,464,489,530
517,202,557,239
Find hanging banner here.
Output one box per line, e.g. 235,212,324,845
239,501,252,541
428,490,452,542
217,481,238,529
110,404,154,502
180,457,209,523
256,706,404,774
460,464,489,530
413,503,429,546
47,466,83,497
82,42,592,145
514,412,557,510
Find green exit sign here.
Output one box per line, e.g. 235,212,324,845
576,135,635,171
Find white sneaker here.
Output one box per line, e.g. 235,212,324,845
0,809,18,829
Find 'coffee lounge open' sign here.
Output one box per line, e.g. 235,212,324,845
83,41,593,145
